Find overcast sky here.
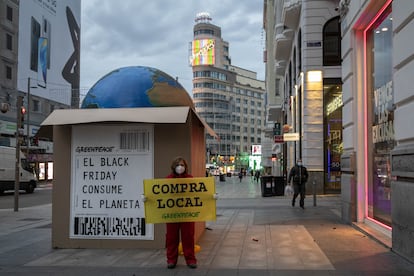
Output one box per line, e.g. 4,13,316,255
80,0,265,97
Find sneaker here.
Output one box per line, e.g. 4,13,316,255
167,263,176,269
187,263,197,269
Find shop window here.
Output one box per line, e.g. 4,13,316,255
323,79,343,193
365,5,393,227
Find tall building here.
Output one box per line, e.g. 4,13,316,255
0,0,19,143
190,12,265,172
264,0,414,263
0,0,81,181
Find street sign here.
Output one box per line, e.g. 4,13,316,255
274,135,284,143
283,132,300,141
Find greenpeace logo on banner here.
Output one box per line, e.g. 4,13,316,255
143,177,216,224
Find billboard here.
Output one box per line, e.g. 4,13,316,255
189,39,215,66
18,0,81,106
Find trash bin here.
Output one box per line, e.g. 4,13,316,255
273,176,285,196
219,174,225,182
260,176,274,197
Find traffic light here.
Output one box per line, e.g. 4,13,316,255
20,106,26,128
16,96,24,129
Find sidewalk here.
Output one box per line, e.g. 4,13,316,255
1,176,414,275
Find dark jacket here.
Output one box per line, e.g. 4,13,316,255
288,165,308,184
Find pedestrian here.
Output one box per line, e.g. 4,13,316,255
238,170,243,182
288,159,309,209
164,156,198,269
254,170,260,183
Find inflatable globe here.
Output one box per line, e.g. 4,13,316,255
81,66,194,108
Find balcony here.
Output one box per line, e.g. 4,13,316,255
282,0,301,30
274,28,294,62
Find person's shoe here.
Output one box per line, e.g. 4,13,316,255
167,263,176,269
300,205,305,209
187,263,197,269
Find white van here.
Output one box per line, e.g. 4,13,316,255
0,146,37,194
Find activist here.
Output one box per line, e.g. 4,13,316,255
165,156,198,269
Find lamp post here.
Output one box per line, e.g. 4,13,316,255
14,95,24,212
26,78,31,158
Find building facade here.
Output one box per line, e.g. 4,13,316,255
0,0,81,181
340,0,414,263
190,13,266,173
265,0,414,263
263,0,342,192
0,0,19,143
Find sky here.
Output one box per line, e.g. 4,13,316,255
80,0,265,97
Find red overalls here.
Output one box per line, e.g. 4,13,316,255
165,173,197,266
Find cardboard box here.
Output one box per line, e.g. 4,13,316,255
38,106,216,249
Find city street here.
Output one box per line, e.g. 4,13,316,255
0,175,414,275
0,185,52,210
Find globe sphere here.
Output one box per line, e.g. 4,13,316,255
81,66,193,108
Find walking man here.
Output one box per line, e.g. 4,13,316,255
288,159,309,209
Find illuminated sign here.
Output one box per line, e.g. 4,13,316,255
189,39,215,66
326,95,343,116
283,133,300,141
252,145,261,155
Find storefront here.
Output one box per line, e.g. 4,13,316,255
341,0,414,262
324,79,343,193
364,3,393,228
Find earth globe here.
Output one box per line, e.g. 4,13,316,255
81,66,194,108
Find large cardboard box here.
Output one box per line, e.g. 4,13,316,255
38,106,215,249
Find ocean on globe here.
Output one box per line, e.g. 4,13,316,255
81,66,194,108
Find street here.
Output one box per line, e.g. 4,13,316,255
0,186,51,210
0,176,414,275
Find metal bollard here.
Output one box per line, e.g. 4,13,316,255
313,180,317,206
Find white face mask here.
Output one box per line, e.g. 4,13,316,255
297,162,302,166
175,165,185,174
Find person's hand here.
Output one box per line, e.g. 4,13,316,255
141,194,147,202
213,193,219,200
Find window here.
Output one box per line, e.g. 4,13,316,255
298,29,302,71
366,5,393,227
323,17,341,66
33,100,40,112
7,6,13,21
6,33,12,50
6,65,12,79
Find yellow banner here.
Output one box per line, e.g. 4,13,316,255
143,177,216,224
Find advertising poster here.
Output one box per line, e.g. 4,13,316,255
18,0,81,106
143,177,216,224
189,39,215,66
70,124,154,240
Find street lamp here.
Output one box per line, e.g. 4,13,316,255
26,77,38,158
14,95,24,212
